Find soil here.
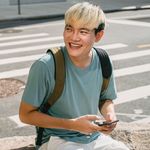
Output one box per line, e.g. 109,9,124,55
0,78,24,98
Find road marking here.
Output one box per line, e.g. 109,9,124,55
141,5,150,9
0,43,127,55
99,43,127,50
14,21,65,30
122,6,136,10
0,54,44,65
137,44,150,48
0,43,129,65
115,85,150,105
2,47,149,65
111,14,150,20
134,109,143,115
1,62,150,79
0,33,49,41
0,36,63,47
111,49,150,60
122,5,150,10
114,63,150,77
8,115,29,128
130,117,150,124
116,112,149,118
0,68,29,79
0,43,64,55
108,19,150,27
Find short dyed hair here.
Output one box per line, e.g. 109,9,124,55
65,2,106,32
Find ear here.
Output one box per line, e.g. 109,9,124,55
95,30,104,42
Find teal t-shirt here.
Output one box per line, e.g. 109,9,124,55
22,46,117,144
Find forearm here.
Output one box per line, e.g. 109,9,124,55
19,101,73,130
99,100,116,120
19,101,107,134
23,111,73,129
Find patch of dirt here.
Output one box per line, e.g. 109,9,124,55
0,78,25,98
111,123,150,150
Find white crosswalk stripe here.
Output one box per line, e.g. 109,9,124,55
0,43,64,55
0,43,128,65
108,19,150,27
0,68,29,79
0,33,49,41
1,48,150,65
0,36,63,47
115,63,150,77
8,115,28,128
0,63,150,79
0,32,150,127
115,85,150,105
0,43,126,55
111,49,150,60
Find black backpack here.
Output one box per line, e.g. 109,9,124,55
36,46,112,148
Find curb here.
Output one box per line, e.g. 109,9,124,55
0,14,64,23
0,7,149,24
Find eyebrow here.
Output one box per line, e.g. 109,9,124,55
65,24,91,31
65,24,71,27
80,28,91,32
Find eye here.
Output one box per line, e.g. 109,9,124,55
65,26,72,32
80,30,90,35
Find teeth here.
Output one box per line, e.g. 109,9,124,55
70,43,81,47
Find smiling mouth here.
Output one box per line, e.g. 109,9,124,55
69,43,82,49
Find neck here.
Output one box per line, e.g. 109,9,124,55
69,51,93,68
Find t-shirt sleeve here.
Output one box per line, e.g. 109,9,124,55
100,62,117,101
22,59,53,107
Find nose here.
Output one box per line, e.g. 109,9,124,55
71,31,80,41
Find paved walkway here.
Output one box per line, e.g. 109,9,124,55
0,1,150,150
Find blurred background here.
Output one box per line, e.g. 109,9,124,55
0,0,150,149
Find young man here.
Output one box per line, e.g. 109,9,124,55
19,2,129,150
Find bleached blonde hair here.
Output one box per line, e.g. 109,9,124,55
65,2,106,30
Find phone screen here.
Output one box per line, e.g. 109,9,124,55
95,120,119,126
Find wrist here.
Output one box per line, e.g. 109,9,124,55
60,118,76,131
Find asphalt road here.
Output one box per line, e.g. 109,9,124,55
0,9,150,138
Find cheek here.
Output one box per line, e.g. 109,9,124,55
83,36,95,45
63,33,70,43
63,32,66,40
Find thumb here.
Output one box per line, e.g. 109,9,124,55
105,113,113,122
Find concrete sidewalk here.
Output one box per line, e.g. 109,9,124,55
0,1,150,150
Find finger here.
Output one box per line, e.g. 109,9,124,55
86,115,101,121
105,113,113,122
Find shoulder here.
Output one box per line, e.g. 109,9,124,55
33,53,54,68
29,53,55,78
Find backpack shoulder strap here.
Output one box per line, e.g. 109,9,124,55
94,47,112,93
36,47,65,147
94,47,112,112
45,47,65,109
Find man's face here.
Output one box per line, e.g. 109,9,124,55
63,22,96,59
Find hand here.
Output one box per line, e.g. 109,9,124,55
71,115,101,135
99,113,118,134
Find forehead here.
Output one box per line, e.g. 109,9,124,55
65,24,91,31
65,18,94,30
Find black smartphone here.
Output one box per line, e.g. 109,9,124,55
94,120,119,126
